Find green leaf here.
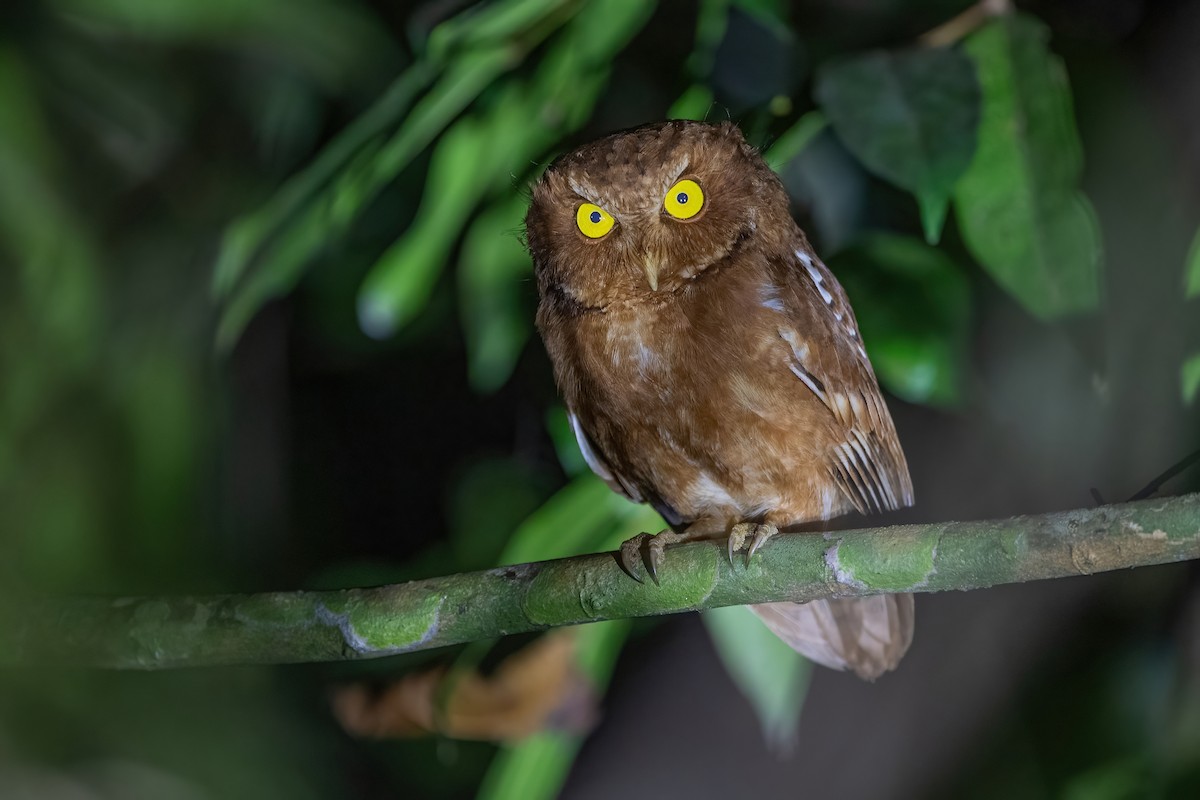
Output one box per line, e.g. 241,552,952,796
499,476,629,565
703,604,811,752
683,0,732,81
212,63,435,300
50,0,389,87
427,0,578,61
459,196,534,393
764,110,827,173
1183,352,1200,406
826,233,971,407
1186,226,1200,299
954,14,1102,319
358,0,655,341
356,115,492,338
669,83,716,119
448,458,551,571
815,47,981,244
545,405,588,477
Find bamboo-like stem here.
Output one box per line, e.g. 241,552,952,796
6,494,1199,670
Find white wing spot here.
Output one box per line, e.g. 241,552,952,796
789,363,826,399
760,282,786,312
804,262,834,305
778,328,810,363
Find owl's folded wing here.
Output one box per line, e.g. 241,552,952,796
774,246,914,515
567,409,687,529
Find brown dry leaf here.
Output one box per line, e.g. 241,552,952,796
330,629,597,742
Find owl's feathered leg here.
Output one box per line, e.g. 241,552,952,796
619,517,728,585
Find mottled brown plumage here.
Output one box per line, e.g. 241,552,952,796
526,120,915,679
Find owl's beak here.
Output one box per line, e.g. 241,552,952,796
641,258,660,292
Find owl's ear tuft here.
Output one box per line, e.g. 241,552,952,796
717,120,746,142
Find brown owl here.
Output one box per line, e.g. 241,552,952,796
525,120,915,680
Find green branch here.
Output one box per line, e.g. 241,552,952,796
7,494,1199,670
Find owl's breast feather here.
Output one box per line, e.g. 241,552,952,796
548,260,849,525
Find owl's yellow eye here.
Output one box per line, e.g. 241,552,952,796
576,203,615,239
663,178,704,220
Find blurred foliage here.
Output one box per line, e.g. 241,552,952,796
828,232,970,406
815,46,980,243
702,604,812,753
952,14,1102,321
1,0,1198,797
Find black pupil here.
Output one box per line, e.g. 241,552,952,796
589,210,602,224
676,192,689,204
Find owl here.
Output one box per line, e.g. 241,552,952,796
525,120,915,679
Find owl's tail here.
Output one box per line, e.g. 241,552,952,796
749,594,914,681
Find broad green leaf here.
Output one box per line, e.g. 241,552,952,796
954,14,1102,319
1186,226,1200,298
476,620,631,800
826,233,970,407
703,604,811,752
1183,352,1200,406
815,47,980,244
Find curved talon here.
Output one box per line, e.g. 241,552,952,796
619,534,650,582
726,523,751,565
647,539,668,585
747,523,777,561
727,522,778,566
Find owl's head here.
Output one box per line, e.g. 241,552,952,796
525,120,794,310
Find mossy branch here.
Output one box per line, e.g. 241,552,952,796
7,494,1200,670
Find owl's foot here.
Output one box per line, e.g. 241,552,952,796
727,522,779,565
621,528,726,585
619,530,685,585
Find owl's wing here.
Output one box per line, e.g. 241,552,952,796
754,246,916,678
774,246,914,515
567,409,687,529
567,410,636,500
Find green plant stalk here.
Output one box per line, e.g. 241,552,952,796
8,494,1199,670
